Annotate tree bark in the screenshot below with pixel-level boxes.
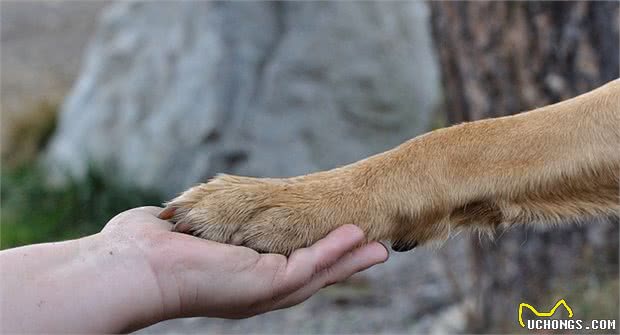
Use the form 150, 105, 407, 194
430, 2, 619, 332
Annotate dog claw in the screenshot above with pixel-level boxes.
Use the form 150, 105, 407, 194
391, 240, 418, 252
173, 222, 192, 233
158, 207, 176, 220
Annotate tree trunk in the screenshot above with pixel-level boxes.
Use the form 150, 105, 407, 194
429, 2, 619, 332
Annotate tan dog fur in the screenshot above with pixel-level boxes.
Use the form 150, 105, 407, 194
162, 79, 620, 255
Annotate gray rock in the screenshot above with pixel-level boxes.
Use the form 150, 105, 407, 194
44, 1, 439, 196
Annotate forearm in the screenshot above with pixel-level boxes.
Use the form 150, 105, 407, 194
0, 234, 164, 333
355, 80, 619, 241
429, 80, 619, 204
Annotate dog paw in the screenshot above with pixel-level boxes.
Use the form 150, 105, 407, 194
162, 173, 390, 255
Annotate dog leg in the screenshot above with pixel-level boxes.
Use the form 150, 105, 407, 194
163, 80, 620, 254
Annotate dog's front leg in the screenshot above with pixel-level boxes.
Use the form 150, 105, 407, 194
369, 79, 620, 239
163, 80, 619, 255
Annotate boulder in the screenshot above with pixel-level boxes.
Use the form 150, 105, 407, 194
44, 1, 439, 196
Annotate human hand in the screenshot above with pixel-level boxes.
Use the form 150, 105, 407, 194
100, 207, 389, 327
0, 206, 387, 334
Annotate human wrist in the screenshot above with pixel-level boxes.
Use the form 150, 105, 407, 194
72, 233, 168, 332
2, 235, 164, 333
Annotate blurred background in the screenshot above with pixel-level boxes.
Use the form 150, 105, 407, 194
1, 1, 618, 333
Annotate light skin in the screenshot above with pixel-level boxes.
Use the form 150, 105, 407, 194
0, 206, 388, 333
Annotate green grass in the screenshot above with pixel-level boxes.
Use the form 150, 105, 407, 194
1, 163, 164, 249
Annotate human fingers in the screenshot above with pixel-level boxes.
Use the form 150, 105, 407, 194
273, 241, 388, 310
271, 224, 366, 297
